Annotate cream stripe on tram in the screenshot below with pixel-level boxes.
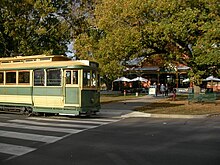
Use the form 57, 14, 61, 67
0, 130, 62, 143
0, 143, 36, 156
0, 122, 82, 134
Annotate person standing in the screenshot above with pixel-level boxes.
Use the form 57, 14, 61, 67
165, 83, 169, 96
160, 84, 165, 96
172, 88, 177, 101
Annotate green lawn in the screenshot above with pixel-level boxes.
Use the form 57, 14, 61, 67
101, 94, 220, 115
100, 94, 144, 103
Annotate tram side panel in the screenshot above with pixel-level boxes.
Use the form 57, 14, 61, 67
0, 86, 32, 108
32, 86, 63, 106
81, 89, 100, 114
32, 87, 81, 115
64, 87, 80, 105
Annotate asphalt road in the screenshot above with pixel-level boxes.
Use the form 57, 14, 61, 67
1, 112, 220, 165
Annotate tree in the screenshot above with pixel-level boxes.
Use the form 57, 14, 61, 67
0, 0, 73, 56
74, 0, 220, 86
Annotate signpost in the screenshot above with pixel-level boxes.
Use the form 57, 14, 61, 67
149, 85, 157, 95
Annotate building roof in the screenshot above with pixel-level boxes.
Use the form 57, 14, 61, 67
125, 57, 145, 66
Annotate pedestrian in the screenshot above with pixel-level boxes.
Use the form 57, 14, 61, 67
172, 88, 176, 101
165, 84, 169, 96
160, 84, 165, 96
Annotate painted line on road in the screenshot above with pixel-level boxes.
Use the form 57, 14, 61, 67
0, 116, 10, 119
27, 117, 111, 125
9, 119, 97, 129
80, 118, 119, 122
0, 142, 35, 156
0, 122, 82, 134
0, 130, 62, 143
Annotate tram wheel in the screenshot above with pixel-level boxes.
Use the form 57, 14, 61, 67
21, 107, 33, 116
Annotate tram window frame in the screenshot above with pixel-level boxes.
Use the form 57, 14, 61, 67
0, 72, 4, 84
18, 71, 30, 84
46, 69, 61, 86
91, 71, 97, 87
6, 71, 16, 84
97, 73, 100, 87
66, 71, 71, 84
65, 70, 78, 85
83, 70, 91, 87
34, 69, 45, 86
72, 70, 78, 84
83, 70, 98, 88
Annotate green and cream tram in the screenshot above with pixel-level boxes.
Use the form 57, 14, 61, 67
0, 55, 100, 116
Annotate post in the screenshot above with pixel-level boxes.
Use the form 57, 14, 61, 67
172, 88, 176, 101
124, 90, 126, 96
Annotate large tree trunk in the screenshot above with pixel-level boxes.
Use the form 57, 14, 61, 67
102, 76, 113, 90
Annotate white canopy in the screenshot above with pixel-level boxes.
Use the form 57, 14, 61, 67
204, 76, 220, 82
114, 77, 131, 82
131, 77, 148, 82
182, 78, 190, 83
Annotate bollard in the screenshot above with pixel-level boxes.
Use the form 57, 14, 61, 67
124, 90, 126, 96
172, 92, 176, 101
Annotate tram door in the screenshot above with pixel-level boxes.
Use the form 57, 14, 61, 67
64, 70, 80, 107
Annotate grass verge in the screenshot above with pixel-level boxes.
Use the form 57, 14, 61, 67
101, 94, 220, 115
100, 94, 145, 104
135, 96, 220, 115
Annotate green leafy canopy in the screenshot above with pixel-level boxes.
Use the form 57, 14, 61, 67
74, 0, 220, 85
0, 0, 73, 56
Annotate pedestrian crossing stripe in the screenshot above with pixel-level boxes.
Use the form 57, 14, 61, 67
27, 117, 118, 125
0, 117, 119, 160
0, 143, 36, 156
9, 119, 97, 129
0, 130, 62, 143
0, 122, 82, 134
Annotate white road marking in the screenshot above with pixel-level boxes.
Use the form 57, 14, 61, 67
9, 119, 96, 129
27, 117, 112, 125
0, 116, 118, 160
0, 130, 62, 143
0, 122, 82, 134
81, 118, 119, 122
0, 143, 35, 156
0, 116, 10, 119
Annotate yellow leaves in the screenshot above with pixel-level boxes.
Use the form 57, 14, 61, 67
96, 0, 146, 31
74, 33, 95, 60
75, 0, 220, 81
35, 27, 47, 35
34, 0, 55, 18
24, 0, 35, 5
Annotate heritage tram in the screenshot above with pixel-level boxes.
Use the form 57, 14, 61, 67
0, 55, 100, 116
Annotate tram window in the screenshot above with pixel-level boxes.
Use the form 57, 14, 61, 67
18, 71, 30, 84
83, 71, 90, 87
34, 69, 45, 86
66, 70, 78, 85
72, 70, 78, 84
97, 73, 100, 87
66, 71, 71, 84
6, 72, 16, 84
0, 72, 4, 84
91, 71, 97, 87
47, 69, 61, 86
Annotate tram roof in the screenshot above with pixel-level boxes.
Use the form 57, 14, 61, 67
0, 54, 70, 62
0, 60, 97, 70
